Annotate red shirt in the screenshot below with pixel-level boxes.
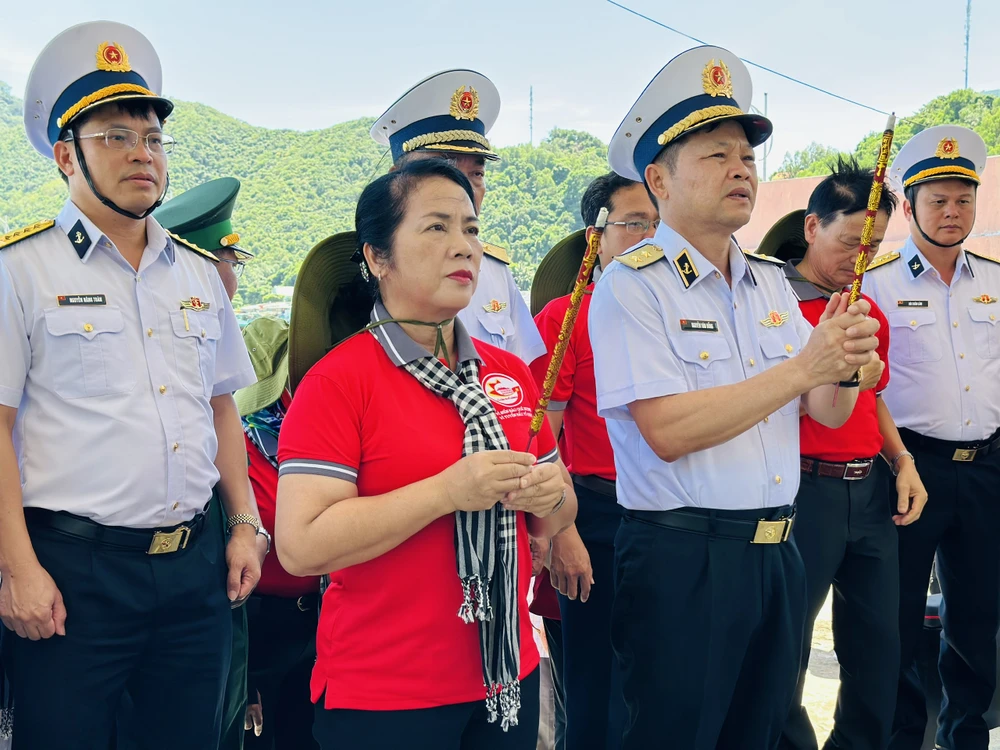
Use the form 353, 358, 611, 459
245, 401, 320, 598
529, 574, 561, 620
278, 326, 555, 711
795, 290, 891, 461
531, 286, 616, 480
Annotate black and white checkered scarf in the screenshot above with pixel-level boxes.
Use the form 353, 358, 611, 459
402, 354, 522, 730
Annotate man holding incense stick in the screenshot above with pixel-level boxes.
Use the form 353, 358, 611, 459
589, 45, 881, 749
760, 158, 927, 750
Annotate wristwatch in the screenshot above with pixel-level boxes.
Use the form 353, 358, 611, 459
256, 526, 272, 556
226, 512, 260, 534
837, 368, 862, 388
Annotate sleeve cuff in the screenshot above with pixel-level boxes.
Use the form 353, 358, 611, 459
537, 447, 560, 464
0, 384, 23, 409
278, 459, 358, 483
547, 400, 568, 412
213, 368, 258, 398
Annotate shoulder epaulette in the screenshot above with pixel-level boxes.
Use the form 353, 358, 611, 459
482, 242, 510, 265
864, 251, 900, 271
966, 249, 1000, 266
614, 242, 664, 270
744, 251, 785, 266
0, 220, 56, 250
166, 230, 220, 263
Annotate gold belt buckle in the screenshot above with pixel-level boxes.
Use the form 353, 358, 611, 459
751, 518, 793, 544
148, 525, 191, 555
953, 448, 977, 462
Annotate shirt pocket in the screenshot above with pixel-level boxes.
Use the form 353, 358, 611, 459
967, 305, 1000, 359
887, 310, 942, 364
42, 306, 135, 399
760, 331, 802, 415
169, 310, 222, 397
475, 309, 514, 347
674, 333, 732, 390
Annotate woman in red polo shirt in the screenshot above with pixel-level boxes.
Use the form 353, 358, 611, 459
275, 158, 577, 750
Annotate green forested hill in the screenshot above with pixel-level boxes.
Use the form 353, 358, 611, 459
0, 82, 608, 305
776, 89, 1000, 179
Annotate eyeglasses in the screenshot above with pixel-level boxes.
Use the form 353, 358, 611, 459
605, 219, 660, 235
217, 258, 246, 278
64, 128, 176, 155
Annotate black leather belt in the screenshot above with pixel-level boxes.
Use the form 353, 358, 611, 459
24, 507, 208, 555
625, 506, 795, 544
800, 456, 875, 480
572, 474, 617, 499
899, 427, 1000, 463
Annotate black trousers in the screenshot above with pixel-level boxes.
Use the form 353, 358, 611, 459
557, 480, 625, 750
612, 506, 807, 750
243, 592, 319, 750
780, 462, 900, 750
5, 506, 232, 750
542, 617, 566, 750
890, 434, 1000, 750
312, 668, 540, 750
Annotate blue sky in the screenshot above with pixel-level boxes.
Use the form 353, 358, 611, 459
3, 0, 998, 176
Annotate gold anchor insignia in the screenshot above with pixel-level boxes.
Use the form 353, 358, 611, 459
73, 231, 85, 244
912, 261, 921, 270
673, 249, 699, 288
680, 262, 693, 274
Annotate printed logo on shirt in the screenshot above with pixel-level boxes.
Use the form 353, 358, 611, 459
482, 373, 523, 407
897, 300, 929, 308
57, 294, 107, 306
679, 318, 719, 332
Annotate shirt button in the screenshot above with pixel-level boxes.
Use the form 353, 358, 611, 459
965, 385, 971, 392
960, 353, 966, 359
785, 343, 793, 353
911, 320, 917, 326
734, 302, 738, 309
991, 315, 997, 322
967, 419, 972, 426
500, 327, 506, 335
172, 502, 179, 511
172, 442, 180, 451
774, 475, 782, 484
953, 321, 959, 328
700, 351, 710, 360
83, 323, 94, 333
159, 385, 167, 394
147, 328, 153, 337
763, 416, 769, 424
748, 358, 755, 367
714, 271, 721, 279
200, 329, 207, 338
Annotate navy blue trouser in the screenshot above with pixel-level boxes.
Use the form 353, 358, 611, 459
557, 480, 626, 750
5, 504, 231, 750
890, 432, 1000, 750
612, 506, 807, 750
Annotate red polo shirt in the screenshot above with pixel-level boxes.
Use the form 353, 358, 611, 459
245, 393, 320, 598
789, 274, 891, 461
278, 320, 555, 711
531, 286, 616, 480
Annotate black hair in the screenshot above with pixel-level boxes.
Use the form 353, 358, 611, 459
355, 157, 476, 301
56, 99, 163, 184
395, 150, 486, 170
580, 172, 641, 226
807, 155, 898, 225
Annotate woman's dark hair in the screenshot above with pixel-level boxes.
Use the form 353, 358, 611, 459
806, 155, 898, 226
355, 158, 476, 300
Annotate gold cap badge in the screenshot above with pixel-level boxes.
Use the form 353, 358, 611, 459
450, 86, 479, 121
935, 138, 960, 160
96, 42, 131, 73
702, 59, 734, 98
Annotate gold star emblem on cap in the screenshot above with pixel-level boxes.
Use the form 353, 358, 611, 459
935, 138, 960, 160
702, 59, 734, 98
450, 86, 480, 121
96, 42, 131, 73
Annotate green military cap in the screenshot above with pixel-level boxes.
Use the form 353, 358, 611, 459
757, 210, 807, 263
234, 317, 289, 417
154, 177, 253, 259
530, 229, 588, 317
